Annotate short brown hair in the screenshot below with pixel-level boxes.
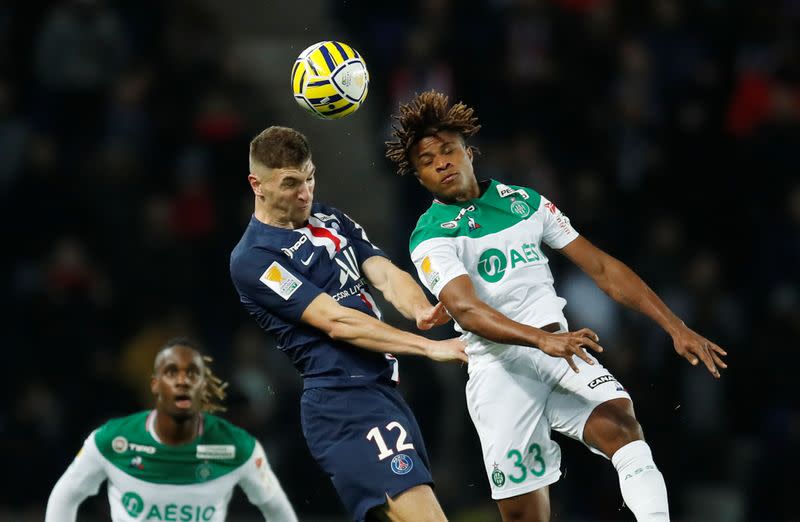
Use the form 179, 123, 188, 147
249, 126, 311, 169
385, 90, 481, 176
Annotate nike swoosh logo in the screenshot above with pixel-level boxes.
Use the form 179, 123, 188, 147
300, 253, 315, 265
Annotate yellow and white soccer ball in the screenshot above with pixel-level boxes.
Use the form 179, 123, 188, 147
291, 41, 369, 119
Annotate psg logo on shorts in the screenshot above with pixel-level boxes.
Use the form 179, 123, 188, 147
390, 454, 413, 475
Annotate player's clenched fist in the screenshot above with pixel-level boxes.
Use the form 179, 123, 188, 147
537, 328, 604, 373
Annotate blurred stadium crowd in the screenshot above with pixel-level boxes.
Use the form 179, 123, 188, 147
1, 0, 798, 520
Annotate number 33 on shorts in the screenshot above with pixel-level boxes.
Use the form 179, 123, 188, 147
506, 443, 547, 484
366, 421, 415, 461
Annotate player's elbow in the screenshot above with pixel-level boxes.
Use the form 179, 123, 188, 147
322, 313, 359, 342
447, 301, 483, 332
326, 321, 349, 341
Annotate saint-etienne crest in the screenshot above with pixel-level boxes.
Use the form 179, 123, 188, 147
491, 462, 505, 487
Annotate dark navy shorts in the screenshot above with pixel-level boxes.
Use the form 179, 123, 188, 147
300, 383, 434, 521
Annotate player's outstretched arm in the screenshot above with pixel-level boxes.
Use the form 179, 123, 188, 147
239, 442, 298, 522
559, 235, 728, 378
439, 274, 603, 372
301, 292, 467, 363
46, 435, 107, 522
362, 255, 451, 330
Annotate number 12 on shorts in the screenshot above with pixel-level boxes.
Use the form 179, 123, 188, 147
366, 421, 415, 461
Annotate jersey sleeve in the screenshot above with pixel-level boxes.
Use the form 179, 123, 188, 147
338, 210, 389, 265
45, 431, 107, 522
539, 195, 580, 249
237, 441, 298, 522
231, 249, 325, 323
410, 237, 469, 299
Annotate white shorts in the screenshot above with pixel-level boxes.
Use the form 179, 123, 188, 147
466, 344, 630, 500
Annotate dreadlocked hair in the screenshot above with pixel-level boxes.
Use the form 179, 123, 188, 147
385, 90, 481, 176
159, 337, 228, 414
200, 355, 228, 414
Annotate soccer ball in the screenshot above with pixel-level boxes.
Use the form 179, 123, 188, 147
291, 41, 369, 119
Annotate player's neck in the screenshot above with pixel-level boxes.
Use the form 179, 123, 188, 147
152, 410, 203, 445
436, 177, 483, 204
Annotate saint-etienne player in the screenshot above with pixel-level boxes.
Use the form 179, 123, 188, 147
229, 126, 467, 521
386, 91, 728, 522
46, 338, 297, 522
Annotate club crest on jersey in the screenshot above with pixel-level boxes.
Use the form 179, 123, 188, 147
112, 436, 128, 453
260, 261, 302, 300
390, 454, 414, 475
195, 462, 213, 481
491, 462, 506, 487
510, 199, 531, 218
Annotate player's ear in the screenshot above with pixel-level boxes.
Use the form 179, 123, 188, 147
466, 145, 473, 162
150, 376, 159, 397
248, 173, 262, 197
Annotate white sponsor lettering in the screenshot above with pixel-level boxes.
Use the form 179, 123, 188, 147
281, 234, 308, 259
196, 444, 236, 459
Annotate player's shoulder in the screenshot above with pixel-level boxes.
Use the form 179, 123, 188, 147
93, 410, 150, 455
200, 414, 257, 464
409, 200, 469, 252
230, 219, 284, 273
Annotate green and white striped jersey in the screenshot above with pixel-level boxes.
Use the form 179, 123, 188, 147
410, 179, 579, 357
46, 410, 296, 522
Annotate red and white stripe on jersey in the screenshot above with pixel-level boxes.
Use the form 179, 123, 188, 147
298, 215, 349, 259
358, 288, 383, 320
384, 354, 399, 383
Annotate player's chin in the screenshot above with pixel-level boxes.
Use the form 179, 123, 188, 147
295, 205, 312, 221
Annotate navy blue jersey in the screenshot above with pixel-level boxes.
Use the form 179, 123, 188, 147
230, 204, 398, 389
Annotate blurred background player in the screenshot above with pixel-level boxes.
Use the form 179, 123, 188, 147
387, 91, 727, 522
229, 126, 467, 522
45, 338, 297, 522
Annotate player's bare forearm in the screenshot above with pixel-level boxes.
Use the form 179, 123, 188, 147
440, 275, 603, 372
362, 256, 431, 320
561, 237, 682, 334
596, 256, 684, 335
450, 299, 549, 347
379, 267, 432, 321
301, 293, 466, 362
561, 236, 727, 376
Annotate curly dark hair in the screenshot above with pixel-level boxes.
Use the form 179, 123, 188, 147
385, 90, 481, 176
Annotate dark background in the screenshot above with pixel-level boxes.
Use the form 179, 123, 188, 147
1, 1, 798, 521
